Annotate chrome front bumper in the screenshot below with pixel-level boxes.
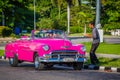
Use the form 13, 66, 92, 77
39, 54, 85, 63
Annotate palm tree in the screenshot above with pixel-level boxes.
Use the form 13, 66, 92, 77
51, 0, 63, 19
51, 0, 81, 33
66, 0, 81, 34
66, 0, 71, 34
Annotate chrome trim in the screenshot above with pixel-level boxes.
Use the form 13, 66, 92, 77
39, 58, 84, 62
39, 54, 85, 62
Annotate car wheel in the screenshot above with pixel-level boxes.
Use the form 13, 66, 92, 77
73, 62, 83, 70
34, 54, 44, 70
9, 54, 18, 67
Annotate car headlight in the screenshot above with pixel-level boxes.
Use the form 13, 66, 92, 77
81, 46, 86, 52
42, 45, 49, 51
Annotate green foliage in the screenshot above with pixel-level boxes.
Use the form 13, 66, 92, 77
70, 26, 83, 33
103, 22, 120, 30
0, 0, 120, 34
0, 0, 94, 33
53, 19, 67, 31
36, 18, 53, 29
0, 26, 4, 36
0, 26, 12, 37
101, 0, 120, 30
70, 25, 91, 33
86, 27, 92, 33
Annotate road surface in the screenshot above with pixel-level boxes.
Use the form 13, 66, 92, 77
0, 59, 120, 80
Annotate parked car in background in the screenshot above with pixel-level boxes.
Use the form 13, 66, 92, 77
5, 30, 86, 70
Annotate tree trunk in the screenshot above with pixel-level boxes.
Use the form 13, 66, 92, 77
2, 11, 5, 26
67, 0, 71, 34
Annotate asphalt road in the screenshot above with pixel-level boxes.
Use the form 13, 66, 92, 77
69, 37, 120, 44
0, 59, 120, 80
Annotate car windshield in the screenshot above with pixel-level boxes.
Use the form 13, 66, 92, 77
33, 30, 66, 39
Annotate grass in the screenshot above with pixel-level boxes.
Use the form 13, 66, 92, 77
85, 57, 120, 68
0, 50, 4, 56
68, 33, 84, 37
82, 42, 120, 55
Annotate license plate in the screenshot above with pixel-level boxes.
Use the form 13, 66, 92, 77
63, 58, 74, 62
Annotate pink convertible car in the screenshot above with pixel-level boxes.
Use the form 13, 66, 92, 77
5, 30, 86, 70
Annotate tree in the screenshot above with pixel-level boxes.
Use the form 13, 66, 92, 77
51, 0, 63, 19
101, 0, 120, 30
3, 0, 119, 35
0, 0, 12, 26
65, 0, 82, 33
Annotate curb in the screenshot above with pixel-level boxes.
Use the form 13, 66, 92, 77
0, 41, 13, 43
84, 64, 120, 73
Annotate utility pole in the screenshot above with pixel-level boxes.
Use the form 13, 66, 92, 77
95, 0, 100, 28
95, 0, 103, 42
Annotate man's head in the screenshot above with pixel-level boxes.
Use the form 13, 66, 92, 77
89, 21, 95, 29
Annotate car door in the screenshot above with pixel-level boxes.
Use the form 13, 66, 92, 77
18, 39, 33, 61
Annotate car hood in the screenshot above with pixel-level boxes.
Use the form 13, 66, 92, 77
34, 38, 72, 49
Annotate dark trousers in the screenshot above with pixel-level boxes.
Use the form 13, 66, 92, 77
90, 42, 99, 64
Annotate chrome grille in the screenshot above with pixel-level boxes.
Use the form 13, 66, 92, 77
51, 50, 78, 59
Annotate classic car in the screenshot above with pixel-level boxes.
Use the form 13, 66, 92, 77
5, 30, 86, 70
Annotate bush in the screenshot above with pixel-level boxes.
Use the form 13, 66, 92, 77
0, 26, 12, 37
53, 19, 67, 31
70, 26, 83, 33
86, 27, 92, 33
0, 26, 4, 36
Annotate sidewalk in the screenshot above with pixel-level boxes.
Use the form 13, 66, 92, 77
86, 53, 120, 59
0, 47, 4, 50
0, 37, 15, 43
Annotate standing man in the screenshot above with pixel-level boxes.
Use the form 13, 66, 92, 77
89, 21, 100, 65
